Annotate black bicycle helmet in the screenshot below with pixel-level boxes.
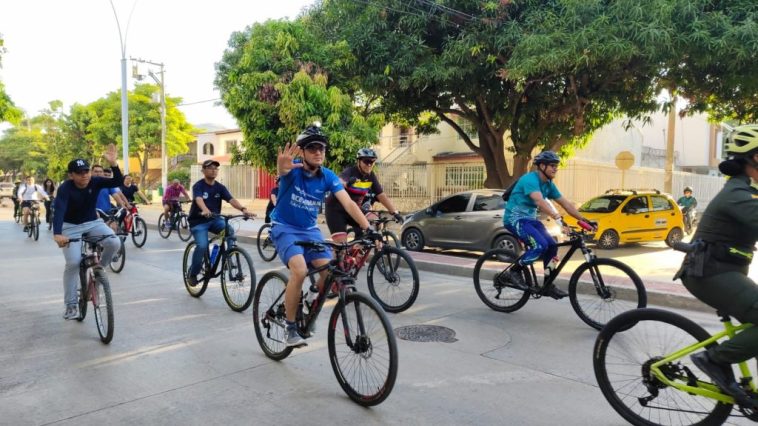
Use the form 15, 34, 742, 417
296, 125, 328, 148
534, 151, 560, 165
356, 148, 377, 160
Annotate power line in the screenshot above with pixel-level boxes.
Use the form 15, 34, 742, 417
177, 98, 220, 107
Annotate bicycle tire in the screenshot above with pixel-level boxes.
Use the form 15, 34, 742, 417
383, 230, 400, 249
77, 268, 88, 321
221, 247, 256, 312
367, 246, 419, 313
90, 267, 114, 343
131, 217, 148, 247
257, 223, 277, 262
473, 248, 531, 313
593, 308, 732, 426
109, 238, 126, 273
14, 207, 21, 223
328, 291, 398, 406
32, 214, 39, 241
568, 258, 647, 330
177, 214, 192, 242
182, 241, 210, 297
252, 271, 294, 361
158, 213, 171, 239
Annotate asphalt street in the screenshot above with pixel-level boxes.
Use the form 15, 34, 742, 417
0, 205, 754, 426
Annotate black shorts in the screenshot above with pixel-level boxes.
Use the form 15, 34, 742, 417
21, 200, 38, 208
325, 204, 359, 236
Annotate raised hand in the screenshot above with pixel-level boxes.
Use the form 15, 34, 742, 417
103, 143, 118, 166
277, 143, 303, 175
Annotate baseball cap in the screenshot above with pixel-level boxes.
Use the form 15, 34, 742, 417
202, 159, 220, 168
67, 158, 90, 173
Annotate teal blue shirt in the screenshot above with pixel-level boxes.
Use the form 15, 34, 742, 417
504, 171, 562, 226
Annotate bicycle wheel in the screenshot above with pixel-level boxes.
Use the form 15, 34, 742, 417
109, 238, 126, 273
182, 242, 210, 297
594, 308, 732, 426
14, 207, 21, 223
252, 271, 293, 361
256, 223, 277, 262
177, 214, 192, 242
158, 213, 171, 239
367, 246, 419, 313
131, 217, 148, 247
473, 249, 531, 313
221, 247, 256, 312
32, 214, 39, 241
383, 230, 400, 249
328, 291, 398, 406
568, 258, 647, 330
90, 267, 114, 344
77, 268, 88, 321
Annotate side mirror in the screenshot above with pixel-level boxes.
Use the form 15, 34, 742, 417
425, 208, 433, 215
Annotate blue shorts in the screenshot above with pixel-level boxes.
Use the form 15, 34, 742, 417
271, 223, 332, 266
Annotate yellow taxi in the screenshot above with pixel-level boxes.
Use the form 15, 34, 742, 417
565, 189, 685, 249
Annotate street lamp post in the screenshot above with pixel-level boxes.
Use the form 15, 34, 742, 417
109, 0, 137, 174
131, 57, 167, 193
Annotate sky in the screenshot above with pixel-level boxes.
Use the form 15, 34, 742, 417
0, 0, 315, 131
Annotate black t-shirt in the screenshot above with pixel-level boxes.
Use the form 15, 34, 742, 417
120, 184, 139, 202
188, 179, 233, 226
265, 186, 279, 215
52, 166, 123, 234
325, 166, 383, 211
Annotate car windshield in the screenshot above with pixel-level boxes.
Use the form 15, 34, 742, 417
579, 195, 627, 213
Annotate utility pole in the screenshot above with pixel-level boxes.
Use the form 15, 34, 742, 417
131, 57, 167, 192
664, 96, 676, 194
109, 0, 137, 174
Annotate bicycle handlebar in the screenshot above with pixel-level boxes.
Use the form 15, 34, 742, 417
66, 234, 119, 244
295, 232, 383, 252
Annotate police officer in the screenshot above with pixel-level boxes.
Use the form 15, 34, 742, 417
683, 124, 758, 407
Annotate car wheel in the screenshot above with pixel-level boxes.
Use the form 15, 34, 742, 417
597, 229, 620, 250
402, 228, 425, 251
492, 234, 521, 255
665, 227, 684, 247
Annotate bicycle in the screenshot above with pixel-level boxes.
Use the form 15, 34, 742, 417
252, 234, 398, 406
13, 200, 21, 223
25, 202, 42, 241
346, 210, 401, 249
115, 204, 148, 247
67, 234, 116, 344
158, 200, 192, 242
473, 220, 647, 330
181, 214, 256, 312
98, 208, 127, 274
256, 223, 277, 262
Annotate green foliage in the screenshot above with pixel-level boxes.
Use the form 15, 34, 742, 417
167, 169, 190, 187
0, 35, 22, 124
215, 19, 384, 172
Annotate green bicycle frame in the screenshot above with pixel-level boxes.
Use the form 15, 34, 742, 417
650, 320, 755, 404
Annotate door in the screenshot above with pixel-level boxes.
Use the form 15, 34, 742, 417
424, 193, 472, 246
462, 192, 506, 248
619, 196, 653, 242
649, 195, 677, 240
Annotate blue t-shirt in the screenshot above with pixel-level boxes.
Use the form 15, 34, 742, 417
188, 179, 233, 226
271, 167, 344, 229
504, 171, 562, 226
96, 187, 121, 212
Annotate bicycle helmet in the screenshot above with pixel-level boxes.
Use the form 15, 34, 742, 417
356, 148, 377, 160
296, 125, 328, 149
683, 186, 693, 193
725, 124, 758, 156
534, 151, 560, 165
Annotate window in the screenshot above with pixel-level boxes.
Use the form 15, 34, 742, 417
580, 195, 626, 213
435, 194, 471, 214
444, 165, 484, 187
391, 127, 411, 149
202, 143, 214, 155
651, 196, 674, 212
473, 194, 504, 212
225, 139, 237, 154
622, 196, 650, 214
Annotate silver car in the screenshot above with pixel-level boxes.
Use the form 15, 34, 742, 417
400, 189, 561, 255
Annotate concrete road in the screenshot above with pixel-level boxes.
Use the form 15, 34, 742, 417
0, 208, 752, 425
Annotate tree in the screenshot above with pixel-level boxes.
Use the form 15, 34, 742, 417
215, 19, 384, 172
0, 35, 22, 124
0, 119, 48, 178
312, 0, 758, 187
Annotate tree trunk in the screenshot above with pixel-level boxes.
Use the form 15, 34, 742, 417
512, 153, 531, 180
479, 130, 509, 189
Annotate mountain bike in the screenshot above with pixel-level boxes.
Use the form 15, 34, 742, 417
116, 204, 148, 247
25, 202, 41, 241
97, 208, 127, 274
68, 234, 116, 344
594, 308, 757, 425
252, 234, 398, 406
158, 200, 192, 241
346, 210, 400, 249
257, 223, 277, 262
182, 214, 256, 312
13, 200, 21, 223
473, 220, 646, 330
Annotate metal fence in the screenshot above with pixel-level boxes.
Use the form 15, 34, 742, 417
190, 165, 256, 199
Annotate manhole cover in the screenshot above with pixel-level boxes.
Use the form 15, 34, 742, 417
394, 325, 457, 343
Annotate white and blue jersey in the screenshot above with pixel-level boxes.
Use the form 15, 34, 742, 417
503, 171, 561, 227
271, 167, 343, 230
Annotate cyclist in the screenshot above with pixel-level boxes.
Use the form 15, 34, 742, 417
17, 176, 50, 232
682, 124, 758, 407
11, 179, 21, 220
42, 178, 56, 225
162, 179, 190, 228
120, 175, 150, 205
264, 177, 278, 224
186, 159, 252, 286
325, 147, 403, 243
92, 165, 129, 231
503, 150, 595, 299
271, 125, 370, 348
52, 145, 122, 320
677, 186, 698, 231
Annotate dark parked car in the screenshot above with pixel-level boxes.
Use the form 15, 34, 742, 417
400, 189, 561, 255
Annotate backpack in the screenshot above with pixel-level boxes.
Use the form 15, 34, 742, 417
501, 180, 517, 202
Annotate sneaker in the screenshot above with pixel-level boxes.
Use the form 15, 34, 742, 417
22, 225, 29, 232
545, 284, 568, 300
691, 352, 757, 407
63, 305, 78, 320
503, 269, 529, 291
285, 325, 308, 348
187, 274, 199, 287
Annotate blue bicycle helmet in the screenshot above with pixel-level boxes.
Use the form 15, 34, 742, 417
534, 151, 560, 165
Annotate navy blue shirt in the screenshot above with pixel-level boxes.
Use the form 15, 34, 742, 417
271, 167, 343, 229
188, 179, 233, 226
120, 184, 140, 202
53, 166, 123, 234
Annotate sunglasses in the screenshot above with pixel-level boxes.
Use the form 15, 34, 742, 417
545, 163, 559, 169
305, 144, 326, 153
361, 159, 376, 165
